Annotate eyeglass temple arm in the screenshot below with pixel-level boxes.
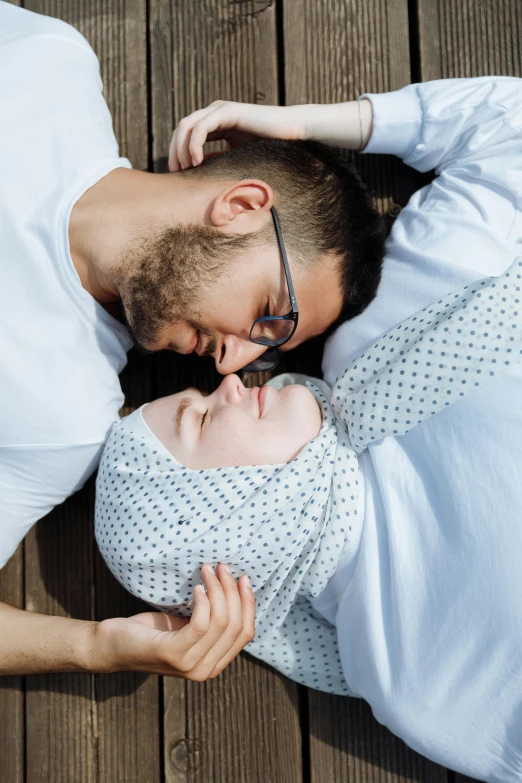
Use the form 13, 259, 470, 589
242, 175, 298, 315
270, 207, 298, 314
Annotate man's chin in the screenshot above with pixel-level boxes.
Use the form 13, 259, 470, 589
118, 304, 160, 354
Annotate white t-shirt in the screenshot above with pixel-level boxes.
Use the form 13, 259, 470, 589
321, 79, 522, 779
0, 3, 132, 568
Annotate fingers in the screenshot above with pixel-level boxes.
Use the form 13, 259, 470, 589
184, 565, 255, 681
160, 563, 255, 680
169, 101, 240, 172
183, 563, 238, 659
206, 574, 256, 678
171, 106, 214, 171
169, 101, 307, 172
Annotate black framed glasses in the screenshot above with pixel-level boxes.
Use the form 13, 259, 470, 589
242, 204, 299, 372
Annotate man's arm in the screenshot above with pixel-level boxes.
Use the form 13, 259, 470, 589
0, 564, 255, 680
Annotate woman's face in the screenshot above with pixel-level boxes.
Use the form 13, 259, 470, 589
142, 374, 322, 469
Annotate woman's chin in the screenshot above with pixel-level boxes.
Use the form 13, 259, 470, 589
279, 384, 323, 435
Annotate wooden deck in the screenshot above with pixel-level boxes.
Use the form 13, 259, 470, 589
1, 0, 521, 781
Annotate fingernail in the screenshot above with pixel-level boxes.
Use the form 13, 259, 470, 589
222, 563, 232, 574
243, 574, 251, 588
191, 157, 197, 167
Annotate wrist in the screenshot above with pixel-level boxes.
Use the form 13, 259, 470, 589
72, 619, 102, 672
301, 100, 373, 150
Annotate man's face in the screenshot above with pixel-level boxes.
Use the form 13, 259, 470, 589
117, 221, 343, 375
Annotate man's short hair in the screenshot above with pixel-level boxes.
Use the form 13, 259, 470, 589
186, 138, 387, 325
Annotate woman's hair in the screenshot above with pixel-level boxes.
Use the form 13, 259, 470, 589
183, 138, 387, 323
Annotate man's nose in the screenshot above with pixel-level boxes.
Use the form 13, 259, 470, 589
216, 336, 267, 375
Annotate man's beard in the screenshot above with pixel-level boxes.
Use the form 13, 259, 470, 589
113, 223, 253, 351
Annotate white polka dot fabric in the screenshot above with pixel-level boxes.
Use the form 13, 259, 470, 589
95, 255, 522, 696
334, 257, 522, 452
95, 382, 361, 695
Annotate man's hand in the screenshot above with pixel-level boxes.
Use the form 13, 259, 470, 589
168, 99, 373, 172
89, 563, 255, 680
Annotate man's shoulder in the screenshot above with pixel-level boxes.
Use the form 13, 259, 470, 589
0, 3, 94, 59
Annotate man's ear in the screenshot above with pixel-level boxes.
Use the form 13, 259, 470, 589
211, 179, 274, 229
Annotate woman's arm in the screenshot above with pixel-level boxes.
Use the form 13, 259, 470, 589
0, 563, 255, 680
168, 99, 374, 171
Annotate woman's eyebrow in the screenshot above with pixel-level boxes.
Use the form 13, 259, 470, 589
175, 397, 192, 438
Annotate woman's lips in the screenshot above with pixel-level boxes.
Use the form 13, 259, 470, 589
250, 386, 261, 416
258, 385, 270, 417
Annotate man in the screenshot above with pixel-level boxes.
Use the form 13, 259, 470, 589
0, 3, 383, 675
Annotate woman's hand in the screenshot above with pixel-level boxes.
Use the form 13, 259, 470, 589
90, 563, 255, 680
168, 99, 373, 172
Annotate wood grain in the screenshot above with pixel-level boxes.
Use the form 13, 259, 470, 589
24, 488, 97, 783
149, 0, 279, 171
0, 545, 25, 783
308, 692, 448, 782
184, 653, 302, 783
163, 678, 187, 783
283, 0, 416, 214
417, 0, 522, 81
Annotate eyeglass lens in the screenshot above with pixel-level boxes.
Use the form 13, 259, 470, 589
251, 317, 296, 347
241, 347, 280, 372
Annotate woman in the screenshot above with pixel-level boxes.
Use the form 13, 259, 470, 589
96, 259, 522, 781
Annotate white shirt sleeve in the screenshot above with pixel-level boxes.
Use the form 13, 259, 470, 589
0, 443, 103, 569
363, 77, 522, 232
365, 78, 521, 170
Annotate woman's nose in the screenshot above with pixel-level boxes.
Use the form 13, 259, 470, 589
217, 373, 245, 405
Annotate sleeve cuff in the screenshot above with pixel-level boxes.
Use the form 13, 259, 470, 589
360, 84, 423, 160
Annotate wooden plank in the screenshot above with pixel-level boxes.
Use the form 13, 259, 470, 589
184, 653, 302, 783
94, 350, 162, 783
308, 693, 447, 782
163, 678, 187, 783
24, 0, 149, 170
149, 3, 305, 779
283, 0, 416, 216
150, 0, 279, 171
24, 486, 97, 783
417, 0, 522, 81
0, 544, 25, 783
